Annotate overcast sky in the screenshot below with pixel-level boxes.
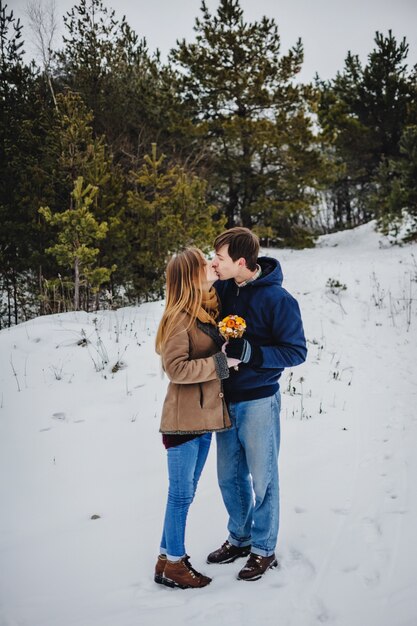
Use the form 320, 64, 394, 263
10, 0, 417, 81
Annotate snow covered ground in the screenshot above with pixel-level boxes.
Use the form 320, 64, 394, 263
1, 222, 416, 626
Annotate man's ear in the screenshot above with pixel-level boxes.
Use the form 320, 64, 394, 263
237, 257, 247, 268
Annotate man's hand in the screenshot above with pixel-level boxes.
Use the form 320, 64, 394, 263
224, 338, 263, 367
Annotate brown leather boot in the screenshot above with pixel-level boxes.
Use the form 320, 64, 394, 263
237, 553, 278, 581
207, 540, 251, 564
162, 555, 212, 589
154, 554, 167, 584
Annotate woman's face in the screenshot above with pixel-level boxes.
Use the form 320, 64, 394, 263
203, 259, 218, 286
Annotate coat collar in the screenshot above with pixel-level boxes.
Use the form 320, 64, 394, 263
196, 319, 224, 349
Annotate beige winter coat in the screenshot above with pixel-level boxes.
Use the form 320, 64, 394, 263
159, 313, 231, 434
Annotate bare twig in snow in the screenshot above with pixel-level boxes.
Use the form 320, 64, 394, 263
10, 355, 21, 392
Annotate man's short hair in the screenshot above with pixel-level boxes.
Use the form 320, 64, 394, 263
214, 227, 260, 271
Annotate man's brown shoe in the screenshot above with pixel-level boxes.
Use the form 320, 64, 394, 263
207, 540, 251, 564
154, 554, 167, 584
162, 556, 212, 589
237, 553, 278, 581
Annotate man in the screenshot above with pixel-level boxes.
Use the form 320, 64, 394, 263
208, 227, 307, 581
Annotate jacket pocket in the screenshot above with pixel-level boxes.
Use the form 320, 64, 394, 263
199, 379, 221, 411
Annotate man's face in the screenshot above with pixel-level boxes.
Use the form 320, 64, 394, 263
212, 245, 243, 280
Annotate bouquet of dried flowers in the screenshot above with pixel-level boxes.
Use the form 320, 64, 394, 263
218, 315, 247, 370
218, 315, 246, 340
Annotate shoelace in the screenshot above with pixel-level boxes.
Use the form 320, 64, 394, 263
220, 540, 232, 552
243, 554, 263, 571
183, 556, 200, 579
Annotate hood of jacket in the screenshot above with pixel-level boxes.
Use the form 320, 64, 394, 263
250, 256, 283, 288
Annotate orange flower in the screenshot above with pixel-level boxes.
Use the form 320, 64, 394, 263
218, 314, 247, 340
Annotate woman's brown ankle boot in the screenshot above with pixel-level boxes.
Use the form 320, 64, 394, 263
162, 555, 212, 589
154, 554, 167, 584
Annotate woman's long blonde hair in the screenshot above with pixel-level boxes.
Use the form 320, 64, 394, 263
155, 247, 218, 354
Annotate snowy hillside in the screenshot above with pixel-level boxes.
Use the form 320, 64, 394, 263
1, 222, 416, 626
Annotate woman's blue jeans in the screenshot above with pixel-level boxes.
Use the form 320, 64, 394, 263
216, 392, 281, 557
160, 433, 212, 560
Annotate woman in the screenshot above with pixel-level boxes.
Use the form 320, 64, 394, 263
154, 247, 240, 589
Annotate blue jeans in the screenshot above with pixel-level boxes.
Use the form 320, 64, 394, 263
216, 392, 281, 557
160, 433, 212, 560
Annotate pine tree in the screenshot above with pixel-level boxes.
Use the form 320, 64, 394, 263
39, 176, 114, 310
0, 1, 52, 326
54, 0, 192, 169
171, 0, 322, 245
372, 125, 417, 240
40, 90, 127, 304
36, 91, 126, 310
55, 0, 146, 133
316, 31, 416, 229
126, 145, 224, 299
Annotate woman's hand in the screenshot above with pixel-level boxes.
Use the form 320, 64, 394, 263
223, 341, 241, 368
227, 357, 242, 368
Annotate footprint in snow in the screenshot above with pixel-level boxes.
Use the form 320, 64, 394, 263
313, 597, 332, 623
294, 506, 307, 514
341, 563, 359, 574
288, 548, 316, 581
362, 569, 381, 588
52, 412, 66, 421
362, 516, 382, 541
332, 507, 350, 516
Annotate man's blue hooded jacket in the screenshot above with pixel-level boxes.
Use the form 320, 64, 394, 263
215, 256, 307, 402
